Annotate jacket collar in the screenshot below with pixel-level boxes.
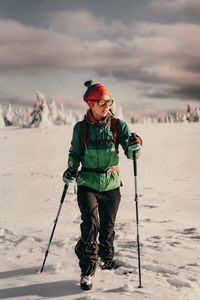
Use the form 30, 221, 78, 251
85, 109, 114, 127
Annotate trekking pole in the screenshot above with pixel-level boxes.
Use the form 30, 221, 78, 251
40, 184, 69, 273
133, 151, 142, 288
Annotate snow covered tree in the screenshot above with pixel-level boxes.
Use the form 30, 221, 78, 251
4, 104, 14, 126
0, 105, 5, 128
29, 91, 52, 128
48, 98, 58, 124
56, 103, 67, 125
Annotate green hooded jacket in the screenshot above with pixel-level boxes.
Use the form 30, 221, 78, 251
68, 110, 133, 191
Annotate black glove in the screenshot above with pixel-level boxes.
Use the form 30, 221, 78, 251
63, 167, 77, 184
128, 133, 142, 151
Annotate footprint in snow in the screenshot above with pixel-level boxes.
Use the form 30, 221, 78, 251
190, 235, 200, 240
144, 264, 178, 276
182, 228, 197, 235
181, 228, 200, 240
186, 263, 199, 267
168, 241, 181, 247
167, 278, 191, 288
143, 218, 152, 222
72, 215, 81, 225
32, 237, 43, 243
143, 205, 158, 209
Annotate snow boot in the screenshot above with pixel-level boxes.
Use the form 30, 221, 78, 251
80, 274, 94, 290
98, 244, 116, 269
99, 259, 119, 270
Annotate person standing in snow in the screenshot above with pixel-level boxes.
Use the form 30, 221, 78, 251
63, 80, 142, 290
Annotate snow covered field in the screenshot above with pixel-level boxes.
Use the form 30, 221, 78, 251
0, 123, 200, 300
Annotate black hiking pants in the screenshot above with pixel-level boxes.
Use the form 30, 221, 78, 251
75, 185, 121, 276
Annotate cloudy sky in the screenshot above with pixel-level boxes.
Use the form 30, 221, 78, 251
0, 0, 200, 114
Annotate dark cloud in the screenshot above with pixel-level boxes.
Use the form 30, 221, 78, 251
149, 0, 200, 24
141, 85, 200, 102
0, 2, 200, 106
173, 86, 200, 101
143, 89, 171, 99
0, 0, 154, 26
185, 62, 200, 74
97, 67, 162, 85
1, 0, 199, 28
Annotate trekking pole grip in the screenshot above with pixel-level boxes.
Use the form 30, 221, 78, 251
133, 151, 137, 176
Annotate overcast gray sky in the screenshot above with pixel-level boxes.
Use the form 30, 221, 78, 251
0, 0, 200, 114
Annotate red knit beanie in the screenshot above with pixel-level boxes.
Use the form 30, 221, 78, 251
83, 80, 110, 109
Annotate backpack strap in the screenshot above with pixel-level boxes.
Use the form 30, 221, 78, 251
110, 117, 119, 153
80, 119, 89, 155
81, 117, 119, 155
